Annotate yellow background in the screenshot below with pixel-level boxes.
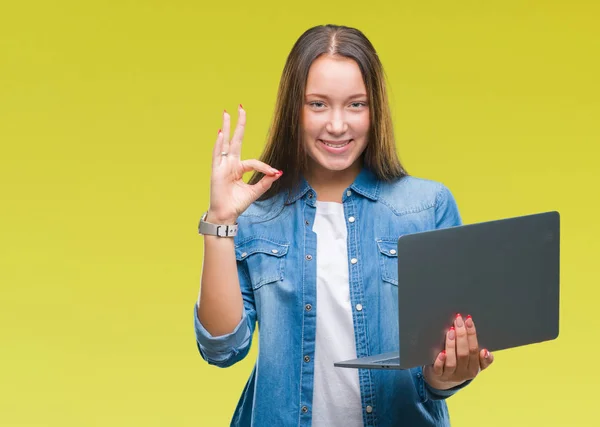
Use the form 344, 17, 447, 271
1, 0, 598, 425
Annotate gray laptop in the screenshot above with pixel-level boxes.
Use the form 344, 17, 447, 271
334, 211, 560, 370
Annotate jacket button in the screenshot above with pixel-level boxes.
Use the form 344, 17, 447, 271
347, 190, 352, 196
348, 216, 355, 223
390, 249, 397, 255
305, 304, 312, 311
304, 355, 310, 362
356, 304, 363, 311
301, 406, 308, 413
271, 249, 279, 254
306, 254, 313, 260
366, 406, 373, 414
350, 258, 358, 264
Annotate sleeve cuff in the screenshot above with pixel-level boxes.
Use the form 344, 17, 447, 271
424, 377, 473, 400
193, 302, 251, 363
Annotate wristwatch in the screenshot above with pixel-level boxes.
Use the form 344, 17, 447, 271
198, 211, 238, 237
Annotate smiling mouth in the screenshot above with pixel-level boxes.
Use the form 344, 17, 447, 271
320, 139, 352, 148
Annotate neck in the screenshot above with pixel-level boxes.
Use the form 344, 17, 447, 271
305, 160, 362, 203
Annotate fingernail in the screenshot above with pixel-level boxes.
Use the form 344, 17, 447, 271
239, 103, 243, 109
224, 109, 227, 114
465, 315, 474, 327
439, 351, 446, 360
448, 328, 455, 340
455, 314, 464, 327
218, 129, 221, 134
278, 170, 284, 175
484, 349, 490, 358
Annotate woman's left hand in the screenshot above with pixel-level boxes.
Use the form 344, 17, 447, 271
423, 314, 495, 390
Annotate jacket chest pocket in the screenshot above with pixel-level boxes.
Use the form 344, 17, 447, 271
235, 237, 289, 290
376, 238, 399, 286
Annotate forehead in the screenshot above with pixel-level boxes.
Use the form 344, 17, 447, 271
305, 55, 366, 96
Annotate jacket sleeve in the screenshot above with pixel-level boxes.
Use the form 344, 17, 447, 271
193, 255, 257, 368
425, 377, 473, 400
434, 185, 463, 229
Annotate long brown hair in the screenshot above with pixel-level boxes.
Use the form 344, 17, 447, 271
249, 24, 408, 202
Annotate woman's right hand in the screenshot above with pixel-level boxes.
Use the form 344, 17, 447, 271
206, 105, 282, 224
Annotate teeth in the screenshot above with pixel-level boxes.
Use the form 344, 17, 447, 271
322, 140, 350, 148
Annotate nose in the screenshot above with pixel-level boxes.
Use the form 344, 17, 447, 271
325, 108, 348, 135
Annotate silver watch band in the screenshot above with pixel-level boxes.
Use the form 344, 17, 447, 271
198, 212, 238, 237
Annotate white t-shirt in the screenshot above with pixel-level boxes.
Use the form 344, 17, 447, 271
311, 201, 364, 427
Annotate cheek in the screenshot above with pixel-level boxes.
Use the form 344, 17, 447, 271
302, 113, 325, 136
351, 114, 370, 137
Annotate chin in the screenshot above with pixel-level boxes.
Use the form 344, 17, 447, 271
315, 156, 359, 172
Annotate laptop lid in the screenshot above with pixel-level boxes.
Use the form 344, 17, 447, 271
395, 211, 560, 369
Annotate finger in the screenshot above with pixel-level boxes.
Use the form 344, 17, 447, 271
432, 351, 446, 377
240, 159, 280, 176
479, 348, 494, 371
229, 104, 246, 158
465, 314, 480, 376
454, 314, 469, 376
222, 109, 231, 155
443, 326, 457, 376
212, 129, 224, 168
248, 171, 282, 199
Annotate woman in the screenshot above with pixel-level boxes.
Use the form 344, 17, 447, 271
194, 24, 494, 427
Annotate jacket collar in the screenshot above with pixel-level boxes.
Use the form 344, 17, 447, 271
287, 166, 381, 204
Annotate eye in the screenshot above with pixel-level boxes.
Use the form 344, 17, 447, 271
350, 102, 368, 108
308, 101, 326, 109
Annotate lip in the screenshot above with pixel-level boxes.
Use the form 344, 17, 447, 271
318, 139, 352, 154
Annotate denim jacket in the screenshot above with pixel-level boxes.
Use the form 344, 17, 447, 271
194, 167, 471, 427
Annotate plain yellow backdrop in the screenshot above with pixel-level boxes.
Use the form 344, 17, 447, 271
1, 0, 599, 426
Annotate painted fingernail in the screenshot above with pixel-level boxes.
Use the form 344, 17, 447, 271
455, 314, 464, 327
239, 103, 243, 109
224, 109, 227, 114
484, 349, 490, 358
218, 129, 222, 134
465, 315, 474, 327
448, 328, 455, 340
278, 170, 284, 175
439, 351, 446, 360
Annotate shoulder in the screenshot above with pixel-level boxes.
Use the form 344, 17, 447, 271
378, 175, 456, 216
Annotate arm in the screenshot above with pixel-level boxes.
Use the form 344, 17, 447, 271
422, 184, 468, 399
421, 185, 494, 399
193, 106, 280, 368
194, 221, 257, 368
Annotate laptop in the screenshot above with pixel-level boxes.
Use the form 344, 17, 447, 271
334, 211, 560, 370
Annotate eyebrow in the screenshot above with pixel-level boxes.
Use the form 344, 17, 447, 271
305, 93, 368, 99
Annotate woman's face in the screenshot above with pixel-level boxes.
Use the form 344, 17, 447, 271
301, 55, 370, 176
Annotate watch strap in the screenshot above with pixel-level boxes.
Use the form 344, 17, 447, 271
198, 212, 238, 237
